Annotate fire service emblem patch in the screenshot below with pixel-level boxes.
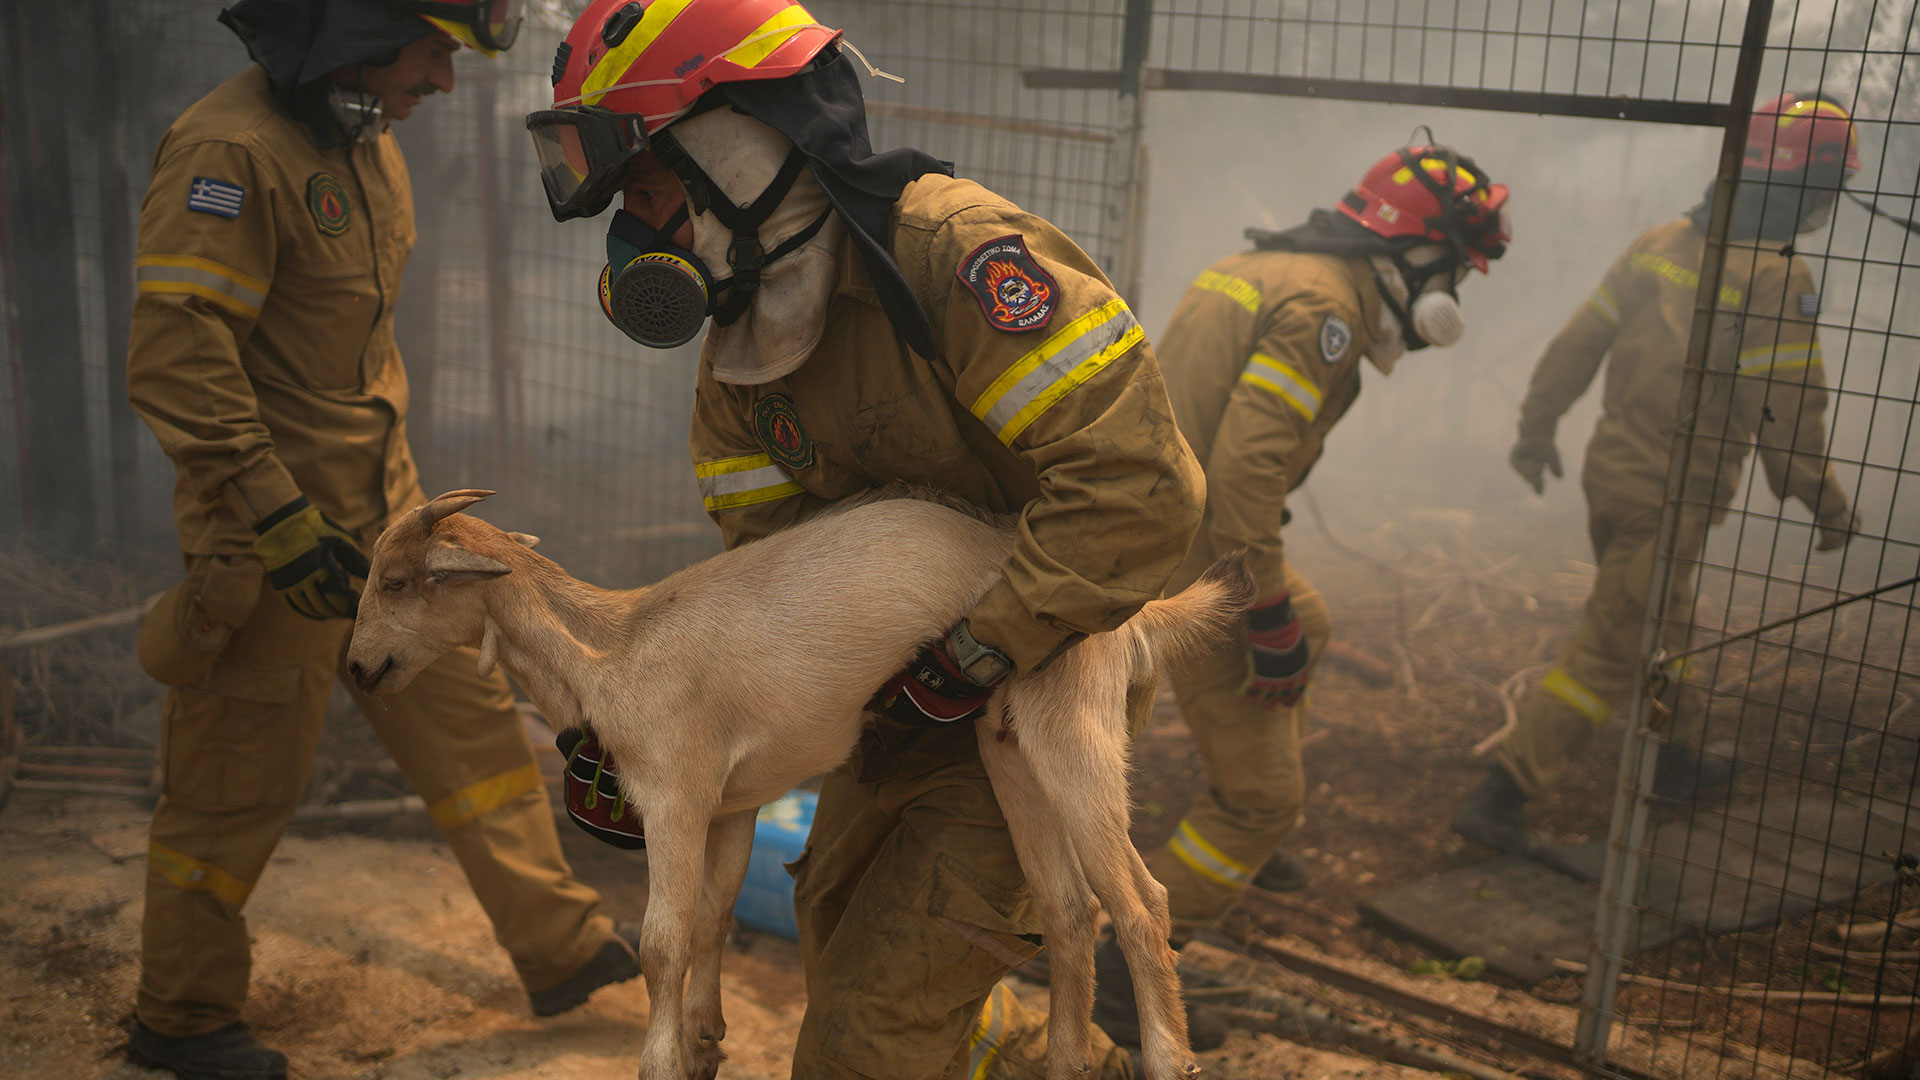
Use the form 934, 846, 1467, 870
754, 393, 814, 471
958, 234, 1057, 333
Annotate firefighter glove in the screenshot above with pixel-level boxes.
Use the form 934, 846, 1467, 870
557, 727, 646, 849
1509, 434, 1563, 495
1243, 592, 1311, 708
875, 626, 1009, 727
251, 496, 370, 620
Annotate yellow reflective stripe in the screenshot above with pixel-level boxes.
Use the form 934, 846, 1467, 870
1240, 352, 1322, 422
1542, 667, 1611, 725
967, 983, 1011, 1080
1588, 286, 1620, 323
725, 4, 817, 69
1166, 818, 1253, 888
1626, 252, 1743, 306
135, 255, 268, 317
1193, 270, 1261, 315
695, 453, 804, 511
969, 298, 1144, 444
148, 839, 253, 908
1737, 340, 1822, 376
429, 763, 543, 830
579, 0, 697, 105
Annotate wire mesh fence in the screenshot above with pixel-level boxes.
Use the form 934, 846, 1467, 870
2, 0, 1918, 1075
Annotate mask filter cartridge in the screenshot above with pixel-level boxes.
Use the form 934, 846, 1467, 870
601, 208, 716, 349
1410, 290, 1466, 349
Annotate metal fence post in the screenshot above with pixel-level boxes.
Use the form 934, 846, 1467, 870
1571, 0, 1776, 1069
1111, 0, 1152, 306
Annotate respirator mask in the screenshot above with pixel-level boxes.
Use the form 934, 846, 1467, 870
325, 86, 387, 145
597, 129, 831, 350
1372, 250, 1468, 351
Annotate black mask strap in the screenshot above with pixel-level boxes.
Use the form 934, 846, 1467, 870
653, 133, 814, 323
708, 206, 835, 327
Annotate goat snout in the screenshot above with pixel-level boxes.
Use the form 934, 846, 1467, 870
349, 655, 394, 693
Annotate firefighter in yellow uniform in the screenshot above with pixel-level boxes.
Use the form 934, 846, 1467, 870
531, 2, 1205, 1075
1453, 93, 1860, 853
124, 5, 641, 1078
1083, 142, 1511, 1039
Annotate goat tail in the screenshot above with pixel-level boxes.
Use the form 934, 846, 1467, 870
1121, 549, 1257, 679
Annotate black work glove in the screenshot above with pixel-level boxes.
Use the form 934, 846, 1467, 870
1242, 592, 1310, 708
251, 496, 370, 620
1509, 433, 1563, 495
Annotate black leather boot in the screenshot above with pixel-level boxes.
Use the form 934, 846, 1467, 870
529, 922, 643, 1017
1089, 934, 1229, 1052
1450, 764, 1540, 855
126, 1019, 286, 1080
1250, 850, 1311, 892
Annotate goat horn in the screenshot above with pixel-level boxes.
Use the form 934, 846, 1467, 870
418, 489, 497, 530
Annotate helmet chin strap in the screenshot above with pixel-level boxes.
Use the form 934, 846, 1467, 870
652, 132, 817, 327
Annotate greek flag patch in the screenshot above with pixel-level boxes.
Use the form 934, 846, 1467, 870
1798, 292, 1820, 317
187, 177, 244, 219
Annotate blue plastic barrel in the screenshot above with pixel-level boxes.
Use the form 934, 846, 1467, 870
731, 789, 817, 940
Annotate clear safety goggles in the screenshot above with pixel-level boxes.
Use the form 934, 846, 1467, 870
526, 107, 652, 221
408, 0, 522, 54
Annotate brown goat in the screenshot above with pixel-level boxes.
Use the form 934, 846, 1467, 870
346, 489, 1251, 1080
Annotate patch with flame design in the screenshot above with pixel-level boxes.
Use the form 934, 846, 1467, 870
753, 393, 814, 471
957, 234, 1057, 333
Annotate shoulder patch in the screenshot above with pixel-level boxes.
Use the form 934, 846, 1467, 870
1319, 315, 1352, 363
187, 177, 245, 219
957, 234, 1057, 333
305, 173, 352, 236
1798, 292, 1820, 317
754, 393, 814, 471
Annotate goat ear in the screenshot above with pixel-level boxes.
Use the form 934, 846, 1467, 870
477, 617, 500, 677
507, 531, 541, 550
424, 542, 512, 585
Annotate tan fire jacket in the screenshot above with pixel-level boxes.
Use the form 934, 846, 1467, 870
688, 175, 1205, 673
128, 65, 423, 555
1156, 250, 1384, 600
1519, 218, 1850, 526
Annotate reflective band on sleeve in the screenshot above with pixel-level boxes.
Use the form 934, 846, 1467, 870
695, 453, 804, 511
1240, 352, 1323, 422
969, 298, 1144, 444
428, 762, 543, 831
579, 0, 697, 104
1166, 818, 1253, 888
1193, 270, 1262, 315
726, 3, 817, 68
967, 982, 1012, 1080
1541, 667, 1611, 725
1737, 340, 1822, 376
1627, 252, 1743, 306
135, 255, 268, 318
1587, 286, 1620, 323
148, 839, 254, 909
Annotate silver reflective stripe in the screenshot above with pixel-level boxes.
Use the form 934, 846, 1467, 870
974, 300, 1142, 442
694, 454, 803, 511
1240, 353, 1322, 422
967, 983, 1010, 1080
135, 256, 269, 316
1167, 818, 1253, 887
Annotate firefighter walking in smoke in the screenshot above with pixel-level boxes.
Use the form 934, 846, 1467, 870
1090, 143, 1511, 1039
1452, 92, 1861, 854
529, 0, 1204, 1074
123, 3, 647, 1077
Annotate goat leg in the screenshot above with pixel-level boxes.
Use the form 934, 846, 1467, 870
978, 723, 1100, 1079
682, 809, 756, 1080
628, 798, 712, 1080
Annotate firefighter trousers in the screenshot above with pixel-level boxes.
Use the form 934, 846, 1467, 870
789, 718, 1132, 1080
1146, 561, 1332, 935
137, 554, 613, 1037
1495, 495, 1711, 799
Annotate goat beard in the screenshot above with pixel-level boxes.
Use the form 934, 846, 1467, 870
671, 107, 844, 386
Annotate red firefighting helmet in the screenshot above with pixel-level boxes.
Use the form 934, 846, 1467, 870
1745, 92, 1862, 186
1336, 145, 1511, 271
528, 0, 841, 220
404, 0, 522, 55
